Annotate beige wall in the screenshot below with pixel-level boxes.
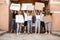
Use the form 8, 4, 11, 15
50, 0, 60, 32
0, 0, 9, 31
52, 14, 60, 32
0, 0, 60, 32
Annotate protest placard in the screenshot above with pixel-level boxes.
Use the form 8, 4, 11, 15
35, 2, 45, 10
21, 3, 32, 10
10, 3, 20, 11
16, 15, 24, 23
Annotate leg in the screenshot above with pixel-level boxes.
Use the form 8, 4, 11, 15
24, 26, 26, 33
48, 22, 51, 34
45, 23, 48, 34
27, 21, 30, 33
24, 21, 27, 33
11, 19, 14, 32
30, 21, 32, 33
38, 21, 41, 33
35, 20, 38, 33
15, 22, 17, 33
19, 23, 22, 33
17, 23, 19, 35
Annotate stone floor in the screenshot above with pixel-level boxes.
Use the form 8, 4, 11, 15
0, 33, 60, 40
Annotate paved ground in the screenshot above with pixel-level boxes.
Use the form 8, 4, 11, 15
0, 33, 60, 40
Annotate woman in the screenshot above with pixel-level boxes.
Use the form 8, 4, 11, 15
23, 10, 28, 33
35, 10, 41, 34
16, 11, 24, 35
27, 11, 32, 33
11, 11, 18, 33
40, 10, 45, 33
44, 9, 52, 34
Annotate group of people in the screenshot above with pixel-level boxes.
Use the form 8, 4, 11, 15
11, 8, 52, 34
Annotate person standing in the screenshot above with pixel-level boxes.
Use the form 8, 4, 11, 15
27, 11, 32, 33
44, 9, 52, 34
16, 11, 24, 35
40, 10, 45, 33
11, 11, 18, 33
35, 10, 41, 34
23, 10, 28, 33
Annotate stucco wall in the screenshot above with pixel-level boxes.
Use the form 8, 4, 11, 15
0, 0, 9, 31
50, 0, 60, 32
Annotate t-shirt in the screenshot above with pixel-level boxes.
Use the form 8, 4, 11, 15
36, 15, 40, 20
13, 13, 18, 19
40, 14, 44, 21
27, 16, 32, 20
24, 13, 28, 21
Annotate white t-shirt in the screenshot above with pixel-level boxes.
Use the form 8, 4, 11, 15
27, 16, 32, 20
36, 15, 40, 20
40, 14, 44, 21
24, 13, 28, 21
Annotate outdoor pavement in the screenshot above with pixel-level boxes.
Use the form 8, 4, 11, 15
0, 33, 60, 40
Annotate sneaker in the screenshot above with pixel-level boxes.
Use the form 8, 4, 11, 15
48, 32, 51, 35
45, 32, 47, 34
24, 31, 26, 33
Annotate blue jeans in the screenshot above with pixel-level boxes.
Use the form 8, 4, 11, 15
35, 19, 41, 33
45, 22, 51, 31
17, 23, 22, 33
27, 20, 32, 33
12, 19, 17, 31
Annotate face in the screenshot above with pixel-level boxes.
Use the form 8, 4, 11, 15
11, 11, 13, 13
36, 10, 40, 15
28, 11, 32, 15
18, 11, 21, 15
15, 11, 16, 13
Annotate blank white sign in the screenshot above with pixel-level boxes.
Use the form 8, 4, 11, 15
10, 3, 20, 11
27, 5, 34, 10
15, 15, 24, 23
21, 3, 32, 10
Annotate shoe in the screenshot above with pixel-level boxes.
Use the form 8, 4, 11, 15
24, 31, 26, 33
48, 32, 51, 35
45, 32, 47, 34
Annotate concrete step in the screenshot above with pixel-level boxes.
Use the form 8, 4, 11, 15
0, 30, 7, 35
52, 31, 60, 36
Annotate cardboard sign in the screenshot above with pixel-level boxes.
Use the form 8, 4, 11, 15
16, 15, 24, 23
27, 5, 34, 10
35, 2, 45, 10
10, 3, 20, 11
44, 15, 52, 23
21, 3, 32, 10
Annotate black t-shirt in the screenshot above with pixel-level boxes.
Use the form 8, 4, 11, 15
12, 13, 18, 19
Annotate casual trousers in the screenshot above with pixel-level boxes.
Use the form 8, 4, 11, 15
35, 19, 41, 33
27, 20, 32, 33
17, 23, 22, 33
45, 22, 51, 31
12, 19, 17, 30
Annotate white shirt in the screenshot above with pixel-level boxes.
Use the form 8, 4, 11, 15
24, 13, 28, 21
40, 14, 44, 21
27, 16, 32, 20
36, 15, 40, 20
